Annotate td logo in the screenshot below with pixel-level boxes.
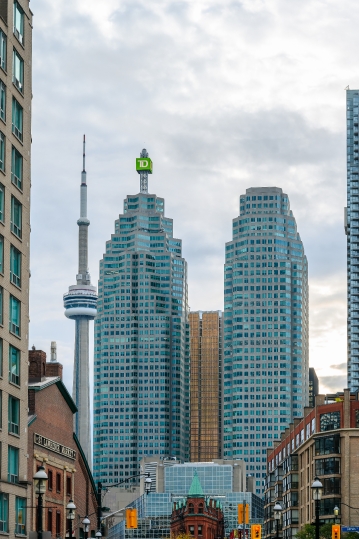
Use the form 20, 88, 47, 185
136, 157, 153, 173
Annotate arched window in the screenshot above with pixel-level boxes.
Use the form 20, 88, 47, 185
188, 503, 194, 514
198, 503, 204, 514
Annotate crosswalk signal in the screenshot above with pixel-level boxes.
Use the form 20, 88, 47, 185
251, 524, 261, 539
332, 525, 340, 539
126, 508, 138, 529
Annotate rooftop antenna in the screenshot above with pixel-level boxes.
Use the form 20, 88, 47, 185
137, 148, 152, 193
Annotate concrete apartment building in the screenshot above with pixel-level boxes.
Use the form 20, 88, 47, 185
264, 389, 359, 539
223, 187, 309, 496
0, 0, 32, 535
189, 311, 222, 462
345, 90, 359, 391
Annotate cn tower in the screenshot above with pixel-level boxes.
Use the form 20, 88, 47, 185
63, 136, 97, 465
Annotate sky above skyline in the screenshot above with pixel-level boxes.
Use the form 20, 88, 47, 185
30, 0, 355, 397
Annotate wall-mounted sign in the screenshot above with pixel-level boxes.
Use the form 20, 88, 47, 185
136, 158, 153, 173
34, 433, 76, 460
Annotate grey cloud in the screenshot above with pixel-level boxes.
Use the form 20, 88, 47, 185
330, 363, 347, 370
319, 375, 348, 394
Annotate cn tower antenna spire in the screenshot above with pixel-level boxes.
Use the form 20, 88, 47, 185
63, 136, 98, 466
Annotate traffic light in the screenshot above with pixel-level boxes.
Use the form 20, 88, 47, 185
332, 525, 340, 539
126, 509, 138, 529
251, 524, 261, 539
238, 504, 250, 524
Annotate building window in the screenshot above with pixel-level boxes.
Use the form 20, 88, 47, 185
9, 345, 20, 385
0, 131, 4, 172
0, 183, 3, 222
47, 509, 52, 533
0, 31, 6, 71
12, 98, 23, 141
198, 526, 203, 536
0, 390, 2, 428
48, 470, 53, 491
319, 497, 341, 516
66, 476, 71, 496
315, 435, 340, 456
13, 2, 24, 45
0, 286, 3, 326
323, 477, 341, 495
10, 195, 22, 237
198, 503, 203, 513
8, 395, 19, 434
0, 81, 5, 122
355, 409, 359, 428
10, 245, 21, 287
56, 473, 61, 493
9, 295, 20, 335
15, 497, 26, 535
188, 503, 194, 514
12, 49, 23, 92
8, 445, 19, 483
0, 338, 2, 377
11, 146, 22, 189
315, 457, 340, 476
189, 526, 195, 536
320, 412, 341, 432
0, 235, 3, 274
0, 493, 8, 532
56, 512, 61, 535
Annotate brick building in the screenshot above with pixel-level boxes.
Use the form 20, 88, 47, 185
171, 471, 224, 539
264, 389, 359, 539
28, 347, 98, 538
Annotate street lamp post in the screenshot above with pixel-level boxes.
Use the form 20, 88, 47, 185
82, 516, 90, 539
33, 466, 48, 539
311, 477, 323, 539
96, 472, 152, 532
273, 502, 282, 539
334, 506, 340, 524
66, 500, 76, 538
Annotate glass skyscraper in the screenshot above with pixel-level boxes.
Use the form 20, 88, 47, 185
345, 89, 359, 390
223, 187, 308, 496
93, 151, 190, 485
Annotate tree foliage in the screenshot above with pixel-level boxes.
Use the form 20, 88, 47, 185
296, 524, 334, 539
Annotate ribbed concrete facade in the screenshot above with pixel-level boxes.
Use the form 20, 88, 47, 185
0, 0, 32, 536
223, 187, 309, 497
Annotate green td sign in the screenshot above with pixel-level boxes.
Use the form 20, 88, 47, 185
136, 157, 153, 173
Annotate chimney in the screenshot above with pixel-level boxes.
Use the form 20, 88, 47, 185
28, 347, 47, 383
45, 341, 63, 379
50, 341, 57, 362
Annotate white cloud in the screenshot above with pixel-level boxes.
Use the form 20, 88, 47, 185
30, 0, 353, 397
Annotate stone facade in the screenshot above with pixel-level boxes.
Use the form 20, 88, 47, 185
28, 349, 98, 538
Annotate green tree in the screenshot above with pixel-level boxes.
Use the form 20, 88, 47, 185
296, 524, 334, 539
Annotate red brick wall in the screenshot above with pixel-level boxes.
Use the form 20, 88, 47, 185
28, 380, 97, 537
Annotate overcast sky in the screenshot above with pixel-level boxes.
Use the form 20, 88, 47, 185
29, 0, 355, 397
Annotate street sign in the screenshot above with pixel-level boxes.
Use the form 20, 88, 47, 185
342, 527, 359, 532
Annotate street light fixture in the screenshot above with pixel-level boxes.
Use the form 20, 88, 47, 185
145, 473, 152, 494
82, 516, 90, 539
66, 499, 76, 538
334, 506, 340, 524
33, 466, 48, 539
95, 531, 102, 538
311, 477, 323, 539
273, 502, 282, 539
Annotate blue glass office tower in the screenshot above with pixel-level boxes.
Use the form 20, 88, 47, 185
223, 187, 308, 496
345, 90, 359, 390
93, 150, 190, 485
